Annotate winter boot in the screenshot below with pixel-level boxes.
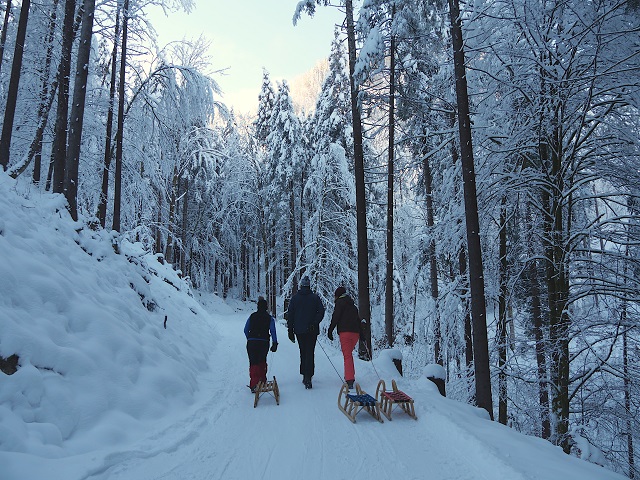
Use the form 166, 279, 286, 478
346, 380, 355, 390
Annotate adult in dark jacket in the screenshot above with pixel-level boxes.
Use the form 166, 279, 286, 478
327, 286, 361, 389
244, 296, 278, 392
287, 276, 325, 389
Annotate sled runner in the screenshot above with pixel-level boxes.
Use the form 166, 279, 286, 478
337, 382, 383, 423
375, 379, 417, 420
254, 376, 280, 408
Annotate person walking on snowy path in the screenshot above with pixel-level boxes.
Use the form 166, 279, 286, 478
327, 286, 361, 390
286, 276, 325, 389
244, 296, 278, 393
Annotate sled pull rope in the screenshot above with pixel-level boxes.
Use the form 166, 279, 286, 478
363, 340, 382, 381
318, 339, 344, 383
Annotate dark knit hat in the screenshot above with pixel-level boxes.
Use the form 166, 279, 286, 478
300, 276, 311, 288
334, 286, 346, 298
257, 296, 268, 311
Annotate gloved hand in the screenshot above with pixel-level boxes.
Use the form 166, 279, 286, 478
270, 342, 278, 352
327, 330, 334, 341
288, 328, 295, 343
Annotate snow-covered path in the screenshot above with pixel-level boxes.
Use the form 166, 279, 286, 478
77, 307, 622, 480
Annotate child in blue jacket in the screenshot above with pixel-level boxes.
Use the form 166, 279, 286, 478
244, 297, 278, 392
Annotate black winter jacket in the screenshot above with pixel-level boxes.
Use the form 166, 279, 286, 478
246, 311, 272, 341
328, 294, 361, 335
287, 286, 325, 334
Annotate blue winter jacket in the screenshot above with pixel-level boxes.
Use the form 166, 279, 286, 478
244, 313, 278, 344
286, 286, 325, 334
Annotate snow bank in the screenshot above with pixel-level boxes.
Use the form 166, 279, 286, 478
0, 173, 217, 457
423, 363, 446, 381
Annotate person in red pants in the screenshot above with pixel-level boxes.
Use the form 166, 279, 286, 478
327, 286, 361, 390
244, 297, 278, 392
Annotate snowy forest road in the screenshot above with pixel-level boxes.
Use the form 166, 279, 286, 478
79, 308, 501, 480
80, 307, 618, 480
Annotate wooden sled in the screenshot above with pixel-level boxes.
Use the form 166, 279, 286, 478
375, 379, 417, 420
338, 383, 383, 423
254, 376, 280, 408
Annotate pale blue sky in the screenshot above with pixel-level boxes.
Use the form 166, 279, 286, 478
149, 1, 345, 114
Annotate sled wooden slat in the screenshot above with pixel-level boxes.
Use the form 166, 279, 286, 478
375, 379, 417, 420
337, 383, 383, 423
254, 376, 280, 408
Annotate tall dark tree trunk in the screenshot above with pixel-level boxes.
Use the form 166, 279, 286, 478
0, 0, 30, 170
154, 185, 162, 253
6, 0, 59, 181
112, 0, 129, 232
269, 232, 277, 318
541, 129, 570, 452
165, 165, 178, 265
423, 135, 441, 364
531, 261, 551, 439
345, 0, 372, 360
623, 326, 634, 479
31, 0, 59, 183
64, 0, 95, 220
288, 183, 298, 293
449, 112, 469, 373
0, 0, 12, 77
497, 196, 508, 425
241, 238, 247, 301
459, 247, 473, 372
180, 176, 189, 275
97, 3, 120, 227
50, 0, 76, 193
384, 18, 396, 348
448, 0, 493, 419
623, 227, 635, 478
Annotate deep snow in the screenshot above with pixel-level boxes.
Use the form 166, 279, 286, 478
0, 172, 627, 479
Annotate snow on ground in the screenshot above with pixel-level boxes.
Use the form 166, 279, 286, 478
0, 172, 627, 479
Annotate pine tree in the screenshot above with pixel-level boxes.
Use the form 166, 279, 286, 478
266, 81, 303, 296
303, 29, 358, 301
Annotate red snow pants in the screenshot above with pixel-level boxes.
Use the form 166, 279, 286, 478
247, 340, 269, 388
339, 332, 360, 382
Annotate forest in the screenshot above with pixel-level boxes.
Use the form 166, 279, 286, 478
0, 0, 638, 477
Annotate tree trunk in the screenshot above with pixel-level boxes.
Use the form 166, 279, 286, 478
0, 0, 30, 170
0, 0, 12, 78
423, 137, 441, 364
241, 239, 247, 301
542, 129, 570, 452
154, 185, 162, 253
497, 196, 508, 425
384, 18, 396, 348
165, 165, 178, 265
64, 0, 95, 221
270, 231, 277, 318
29, 0, 59, 183
97, 3, 120, 227
50, 0, 76, 193
459, 247, 473, 371
623, 326, 634, 479
345, 0, 372, 360
449, 113, 470, 374
448, 0, 493, 420
180, 176, 189, 275
528, 255, 551, 439
286, 179, 296, 292
9, 0, 60, 181
112, 0, 129, 232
